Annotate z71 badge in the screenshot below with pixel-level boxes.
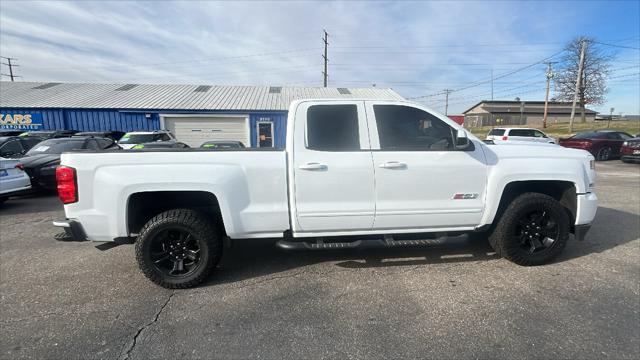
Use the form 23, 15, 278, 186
453, 193, 479, 200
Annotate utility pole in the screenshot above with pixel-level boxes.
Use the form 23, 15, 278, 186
443, 89, 453, 115
322, 30, 329, 87
607, 107, 614, 128
542, 61, 556, 129
569, 39, 587, 134
1, 56, 21, 82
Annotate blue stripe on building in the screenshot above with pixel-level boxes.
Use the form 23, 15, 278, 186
0, 108, 288, 148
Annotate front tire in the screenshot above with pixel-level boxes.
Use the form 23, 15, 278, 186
488, 193, 570, 266
135, 209, 222, 289
596, 146, 612, 161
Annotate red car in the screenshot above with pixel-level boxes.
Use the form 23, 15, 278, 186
558, 130, 634, 161
621, 136, 640, 163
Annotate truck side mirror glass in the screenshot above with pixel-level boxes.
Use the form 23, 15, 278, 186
455, 129, 471, 150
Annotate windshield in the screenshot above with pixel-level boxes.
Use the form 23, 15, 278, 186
572, 132, 604, 139
488, 129, 505, 136
26, 140, 85, 155
119, 134, 155, 144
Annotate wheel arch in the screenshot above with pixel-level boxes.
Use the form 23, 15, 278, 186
487, 180, 577, 231
126, 191, 226, 236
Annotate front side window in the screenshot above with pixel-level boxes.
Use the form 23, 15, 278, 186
533, 130, 546, 138
374, 105, 454, 151
306, 104, 360, 151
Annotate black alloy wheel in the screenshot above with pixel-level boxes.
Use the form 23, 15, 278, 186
514, 210, 560, 254
150, 227, 202, 277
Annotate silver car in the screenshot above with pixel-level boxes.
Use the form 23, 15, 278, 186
0, 158, 31, 203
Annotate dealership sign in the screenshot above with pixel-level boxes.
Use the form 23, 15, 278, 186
0, 113, 44, 130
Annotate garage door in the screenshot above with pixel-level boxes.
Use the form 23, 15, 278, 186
163, 116, 250, 148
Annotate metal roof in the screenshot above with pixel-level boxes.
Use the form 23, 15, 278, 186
463, 100, 596, 115
0, 82, 404, 111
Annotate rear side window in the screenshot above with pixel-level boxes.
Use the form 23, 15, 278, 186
306, 105, 360, 151
374, 105, 454, 151
509, 129, 534, 137
488, 129, 505, 136
96, 138, 115, 149
23, 137, 43, 149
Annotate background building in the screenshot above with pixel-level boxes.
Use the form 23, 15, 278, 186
463, 100, 597, 127
0, 82, 403, 148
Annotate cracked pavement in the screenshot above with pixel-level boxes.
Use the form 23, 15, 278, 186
1, 161, 639, 359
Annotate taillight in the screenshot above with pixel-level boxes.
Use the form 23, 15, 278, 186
502, 136, 508, 141
14, 163, 24, 171
56, 166, 77, 204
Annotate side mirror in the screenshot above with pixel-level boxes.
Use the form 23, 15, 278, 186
455, 129, 471, 150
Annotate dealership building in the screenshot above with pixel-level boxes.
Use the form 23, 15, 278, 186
0, 81, 403, 148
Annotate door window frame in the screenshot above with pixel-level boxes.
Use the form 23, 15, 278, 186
364, 101, 460, 151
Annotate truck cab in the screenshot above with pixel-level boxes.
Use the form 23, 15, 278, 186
54, 99, 598, 289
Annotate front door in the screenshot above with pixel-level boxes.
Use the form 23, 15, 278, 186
291, 101, 375, 233
365, 102, 488, 231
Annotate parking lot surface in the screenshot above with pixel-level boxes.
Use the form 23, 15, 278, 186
1, 161, 639, 359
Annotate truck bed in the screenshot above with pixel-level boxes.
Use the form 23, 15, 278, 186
60, 149, 289, 241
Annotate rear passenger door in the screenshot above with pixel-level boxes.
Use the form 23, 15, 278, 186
365, 101, 488, 230
291, 101, 375, 233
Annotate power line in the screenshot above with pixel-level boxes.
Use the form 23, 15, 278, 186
591, 40, 640, 50
1, 56, 21, 81
35, 48, 322, 71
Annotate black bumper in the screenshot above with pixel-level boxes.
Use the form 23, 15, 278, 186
53, 220, 87, 242
574, 224, 591, 242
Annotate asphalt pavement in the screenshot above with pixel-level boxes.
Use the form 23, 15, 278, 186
1, 161, 639, 359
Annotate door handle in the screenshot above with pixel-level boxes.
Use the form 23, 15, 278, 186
379, 161, 407, 169
299, 162, 327, 170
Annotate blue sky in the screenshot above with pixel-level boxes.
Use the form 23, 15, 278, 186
0, 0, 638, 115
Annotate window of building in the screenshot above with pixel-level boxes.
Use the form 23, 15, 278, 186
373, 105, 454, 151
306, 105, 360, 151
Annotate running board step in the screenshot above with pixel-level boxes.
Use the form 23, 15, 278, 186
276, 236, 447, 251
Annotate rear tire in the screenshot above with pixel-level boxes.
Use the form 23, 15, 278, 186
488, 193, 570, 266
135, 209, 222, 289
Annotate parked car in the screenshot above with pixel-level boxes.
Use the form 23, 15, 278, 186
0, 136, 45, 158
558, 131, 634, 161
54, 99, 597, 289
486, 128, 556, 144
200, 141, 246, 149
20, 130, 78, 138
117, 130, 175, 149
131, 141, 190, 149
21, 136, 118, 189
620, 136, 640, 163
0, 158, 31, 204
74, 131, 126, 141
0, 130, 25, 136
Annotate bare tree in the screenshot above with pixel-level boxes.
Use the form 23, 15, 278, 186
554, 36, 611, 122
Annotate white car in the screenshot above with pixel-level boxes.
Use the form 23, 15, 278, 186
486, 127, 556, 144
54, 99, 597, 289
117, 130, 175, 149
0, 157, 31, 203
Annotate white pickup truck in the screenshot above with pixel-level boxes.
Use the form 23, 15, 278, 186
53, 99, 598, 288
